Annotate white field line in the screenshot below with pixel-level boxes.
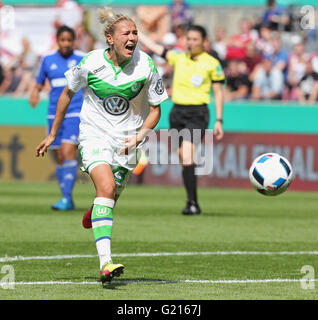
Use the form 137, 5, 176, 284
1, 251, 318, 263
3, 279, 318, 286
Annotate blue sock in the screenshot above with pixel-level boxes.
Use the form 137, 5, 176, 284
62, 160, 78, 201
56, 165, 64, 194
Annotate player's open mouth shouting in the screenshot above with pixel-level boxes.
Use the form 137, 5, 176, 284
125, 43, 136, 55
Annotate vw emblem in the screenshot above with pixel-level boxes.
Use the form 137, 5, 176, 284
103, 95, 129, 116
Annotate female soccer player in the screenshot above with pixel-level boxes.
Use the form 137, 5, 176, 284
35, 7, 168, 283
29, 26, 84, 211
139, 25, 225, 215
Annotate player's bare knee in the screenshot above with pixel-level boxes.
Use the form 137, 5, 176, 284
97, 180, 116, 199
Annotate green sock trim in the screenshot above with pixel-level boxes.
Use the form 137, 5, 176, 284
92, 204, 113, 241
93, 225, 112, 240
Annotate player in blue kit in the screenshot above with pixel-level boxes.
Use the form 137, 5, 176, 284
29, 25, 85, 210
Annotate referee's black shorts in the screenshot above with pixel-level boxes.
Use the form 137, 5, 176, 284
169, 104, 210, 147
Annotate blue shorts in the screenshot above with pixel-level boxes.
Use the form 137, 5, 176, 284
47, 116, 80, 149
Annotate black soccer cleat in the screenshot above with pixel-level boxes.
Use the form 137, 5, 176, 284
182, 201, 201, 215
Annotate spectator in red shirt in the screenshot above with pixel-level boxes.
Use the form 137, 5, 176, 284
226, 18, 257, 61
242, 41, 263, 81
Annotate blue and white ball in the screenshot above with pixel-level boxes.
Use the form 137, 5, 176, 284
249, 153, 294, 196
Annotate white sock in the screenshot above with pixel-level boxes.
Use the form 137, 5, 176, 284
96, 238, 112, 270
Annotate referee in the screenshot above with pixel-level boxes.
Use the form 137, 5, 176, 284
139, 25, 225, 215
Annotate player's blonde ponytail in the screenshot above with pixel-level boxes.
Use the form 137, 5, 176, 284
98, 7, 132, 38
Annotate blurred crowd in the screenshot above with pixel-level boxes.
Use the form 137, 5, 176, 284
137, 0, 318, 104
1, 0, 318, 104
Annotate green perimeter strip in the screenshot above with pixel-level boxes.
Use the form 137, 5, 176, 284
3, 0, 56, 5
4, 0, 318, 6
1, 97, 318, 133
156, 100, 318, 134
0, 97, 48, 127
221, 102, 318, 134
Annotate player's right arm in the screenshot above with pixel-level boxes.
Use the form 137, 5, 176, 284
29, 56, 47, 108
29, 83, 43, 108
35, 86, 74, 157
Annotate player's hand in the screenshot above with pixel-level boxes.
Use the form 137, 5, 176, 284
118, 135, 142, 156
35, 135, 55, 157
214, 121, 224, 141
29, 93, 39, 108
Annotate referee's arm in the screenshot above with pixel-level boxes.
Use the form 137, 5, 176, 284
138, 32, 169, 60
212, 81, 224, 141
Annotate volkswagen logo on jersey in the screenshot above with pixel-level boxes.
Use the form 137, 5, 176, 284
103, 95, 129, 116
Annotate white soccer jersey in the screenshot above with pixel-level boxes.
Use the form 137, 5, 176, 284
64, 48, 168, 171
65, 48, 168, 140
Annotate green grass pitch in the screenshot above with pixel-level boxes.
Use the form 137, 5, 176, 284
0, 180, 317, 300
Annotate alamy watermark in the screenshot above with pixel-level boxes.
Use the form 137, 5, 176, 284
123, 129, 214, 176
300, 5, 316, 30
0, 5, 15, 31
300, 265, 315, 290
0, 264, 15, 289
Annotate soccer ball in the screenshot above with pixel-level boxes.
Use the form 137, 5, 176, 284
249, 153, 294, 196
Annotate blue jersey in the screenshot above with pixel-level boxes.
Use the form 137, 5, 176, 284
36, 50, 85, 118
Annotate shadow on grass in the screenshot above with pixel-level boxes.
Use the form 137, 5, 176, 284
101, 278, 181, 290
197, 212, 237, 217
53, 276, 192, 290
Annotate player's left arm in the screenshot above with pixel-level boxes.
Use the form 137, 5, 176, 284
118, 104, 161, 155
118, 59, 167, 155
210, 60, 225, 141
137, 104, 161, 141
29, 57, 47, 108
212, 82, 224, 141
